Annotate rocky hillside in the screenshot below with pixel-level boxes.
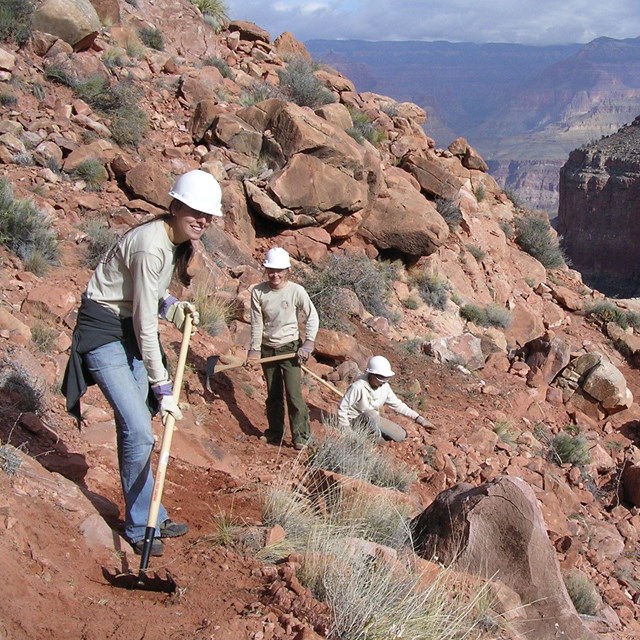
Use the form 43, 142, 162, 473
2, 2, 640, 639
557, 115, 640, 297
307, 37, 640, 215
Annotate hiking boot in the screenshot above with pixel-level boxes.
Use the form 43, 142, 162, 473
260, 431, 283, 445
131, 538, 164, 557
159, 519, 189, 538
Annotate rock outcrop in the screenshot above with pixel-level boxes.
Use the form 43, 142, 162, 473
557, 116, 640, 296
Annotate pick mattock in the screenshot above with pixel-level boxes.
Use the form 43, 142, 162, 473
104, 313, 193, 593
205, 351, 296, 392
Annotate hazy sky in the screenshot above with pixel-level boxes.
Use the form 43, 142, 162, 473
226, 0, 640, 45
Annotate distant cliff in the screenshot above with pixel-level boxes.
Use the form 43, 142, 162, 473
557, 116, 640, 296
307, 37, 640, 215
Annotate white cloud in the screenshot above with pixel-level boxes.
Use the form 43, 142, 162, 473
226, 0, 640, 45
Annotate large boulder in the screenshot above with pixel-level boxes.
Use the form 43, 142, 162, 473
33, 0, 101, 50
412, 476, 598, 640
359, 180, 449, 258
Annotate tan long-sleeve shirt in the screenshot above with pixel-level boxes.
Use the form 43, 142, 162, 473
250, 281, 319, 351
85, 219, 176, 384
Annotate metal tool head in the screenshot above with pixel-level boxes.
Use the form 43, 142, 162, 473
205, 355, 219, 392
102, 567, 177, 593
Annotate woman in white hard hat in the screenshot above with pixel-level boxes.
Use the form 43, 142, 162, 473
62, 169, 223, 557
337, 355, 434, 442
246, 247, 319, 450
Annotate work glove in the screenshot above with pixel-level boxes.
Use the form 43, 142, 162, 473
297, 340, 314, 364
245, 349, 261, 370
415, 415, 434, 431
152, 382, 183, 424
161, 296, 199, 334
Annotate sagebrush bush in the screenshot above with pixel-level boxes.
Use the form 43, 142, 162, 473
346, 107, 384, 146
298, 253, 398, 331
514, 211, 565, 269
191, 278, 235, 337
436, 197, 463, 231
308, 419, 416, 492
83, 218, 117, 268
564, 571, 599, 615
239, 80, 284, 107
31, 321, 57, 353
261, 438, 488, 639
46, 72, 148, 147
549, 431, 591, 466
465, 244, 486, 261
585, 300, 630, 329
0, 91, 18, 106
0, 443, 22, 476
409, 270, 450, 311
72, 158, 107, 191
138, 26, 164, 50
0, 0, 33, 44
0, 178, 59, 272
459, 303, 485, 326
460, 302, 511, 328
191, 0, 228, 31
0, 358, 47, 412
278, 57, 335, 108
203, 55, 232, 78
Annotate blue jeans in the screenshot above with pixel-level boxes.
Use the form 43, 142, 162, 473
83, 340, 168, 543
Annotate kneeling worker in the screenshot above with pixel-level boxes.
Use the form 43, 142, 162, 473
337, 355, 433, 442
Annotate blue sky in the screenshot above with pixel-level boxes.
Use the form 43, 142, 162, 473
225, 0, 640, 45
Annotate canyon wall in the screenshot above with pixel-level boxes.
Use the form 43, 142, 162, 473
557, 116, 640, 295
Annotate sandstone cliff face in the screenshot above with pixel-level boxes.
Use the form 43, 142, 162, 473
557, 116, 640, 295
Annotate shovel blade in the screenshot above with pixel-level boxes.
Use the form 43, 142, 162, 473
102, 566, 177, 593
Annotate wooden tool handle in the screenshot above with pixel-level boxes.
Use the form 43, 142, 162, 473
215, 351, 297, 373
301, 364, 344, 398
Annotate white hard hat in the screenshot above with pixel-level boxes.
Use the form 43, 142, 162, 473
366, 355, 395, 378
169, 169, 223, 217
263, 247, 291, 269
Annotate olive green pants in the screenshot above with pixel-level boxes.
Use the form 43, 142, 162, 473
261, 341, 310, 445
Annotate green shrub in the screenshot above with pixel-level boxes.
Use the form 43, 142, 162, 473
459, 303, 486, 326
0, 91, 17, 106
191, 0, 228, 31
484, 303, 512, 328
459, 303, 511, 328
474, 184, 486, 202
0, 443, 22, 476
103, 47, 128, 69
308, 421, 416, 492
239, 80, 284, 107
0, 178, 59, 271
549, 432, 591, 466
138, 26, 164, 50
31, 321, 57, 353
0, 357, 46, 412
72, 158, 107, 191
83, 218, 117, 268
564, 571, 598, 615
585, 300, 629, 329
0, 0, 33, 44
203, 55, 232, 78
346, 107, 384, 146
70, 76, 148, 147
298, 253, 398, 331
191, 278, 235, 337
466, 244, 486, 261
409, 271, 450, 311
403, 296, 419, 310
436, 197, 463, 231
499, 220, 514, 239
278, 57, 335, 108
493, 420, 517, 445
514, 212, 565, 269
